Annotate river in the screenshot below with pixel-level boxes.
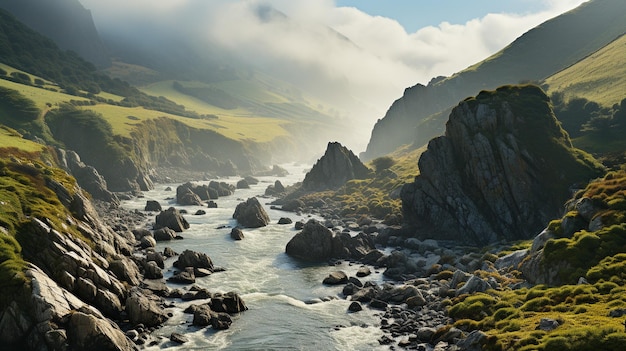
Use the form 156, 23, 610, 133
120, 164, 389, 350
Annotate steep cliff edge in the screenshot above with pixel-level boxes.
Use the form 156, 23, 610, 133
0, 153, 142, 349
362, 0, 626, 160
401, 85, 604, 246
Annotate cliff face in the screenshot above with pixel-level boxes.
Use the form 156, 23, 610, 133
0, 0, 110, 68
0, 155, 141, 349
400, 85, 604, 246
301, 142, 372, 191
362, 0, 626, 160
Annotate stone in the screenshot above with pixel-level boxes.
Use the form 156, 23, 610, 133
236, 179, 250, 189
209, 292, 248, 314
285, 219, 375, 262
278, 217, 293, 225
170, 332, 188, 344
301, 142, 373, 190
207, 201, 218, 208
153, 227, 176, 241
230, 228, 244, 240
348, 302, 363, 312
537, 318, 560, 331
168, 268, 196, 284
356, 266, 371, 277
139, 235, 156, 249
154, 207, 190, 232
67, 311, 137, 351
174, 250, 214, 270
456, 275, 490, 296
125, 288, 167, 327
144, 200, 162, 212
194, 210, 206, 215
232, 197, 270, 228
322, 271, 348, 285
400, 86, 603, 246
146, 251, 165, 269
144, 261, 163, 279
282, 199, 305, 212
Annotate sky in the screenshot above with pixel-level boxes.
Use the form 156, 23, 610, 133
79, 0, 589, 151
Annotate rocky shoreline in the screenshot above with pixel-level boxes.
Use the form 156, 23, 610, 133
88, 169, 505, 351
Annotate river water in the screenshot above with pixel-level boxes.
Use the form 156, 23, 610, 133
120, 164, 389, 350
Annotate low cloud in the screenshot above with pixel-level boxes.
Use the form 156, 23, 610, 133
79, 0, 587, 151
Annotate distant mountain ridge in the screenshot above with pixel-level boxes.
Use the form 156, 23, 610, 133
0, 0, 110, 68
362, 0, 626, 160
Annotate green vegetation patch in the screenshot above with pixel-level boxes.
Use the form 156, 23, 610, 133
541, 171, 626, 283
449, 170, 626, 350
0, 153, 86, 309
299, 146, 424, 221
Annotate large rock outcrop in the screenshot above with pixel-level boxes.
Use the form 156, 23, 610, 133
400, 85, 604, 246
285, 219, 376, 261
232, 197, 270, 228
301, 142, 372, 191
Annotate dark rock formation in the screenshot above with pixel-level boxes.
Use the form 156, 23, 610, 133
145, 200, 162, 212
400, 85, 603, 246
236, 179, 250, 189
285, 219, 376, 261
173, 250, 214, 271
154, 207, 190, 232
56, 149, 119, 204
265, 180, 286, 196
232, 197, 270, 228
302, 142, 372, 191
154, 227, 176, 241
125, 288, 168, 327
230, 228, 244, 240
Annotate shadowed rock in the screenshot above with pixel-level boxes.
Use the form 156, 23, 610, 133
401, 85, 603, 246
301, 142, 372, 191
232, 197, 270, 228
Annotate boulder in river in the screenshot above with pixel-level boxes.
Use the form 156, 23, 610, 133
285, 219, 376, 261
232, 197, 270, 228
154, 207, 190, 232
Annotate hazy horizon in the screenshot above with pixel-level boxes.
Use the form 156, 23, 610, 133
78, 0, 587, 153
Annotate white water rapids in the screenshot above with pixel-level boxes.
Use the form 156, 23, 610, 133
120, 164, 390, 350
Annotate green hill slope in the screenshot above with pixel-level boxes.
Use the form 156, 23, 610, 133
545, 33, 626, 108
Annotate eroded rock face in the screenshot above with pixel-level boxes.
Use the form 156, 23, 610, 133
0, 267, 137, 351
301, 142, 372, 191
285, 219, 376, 261
401, 85, 603, 246
232, 197, 270, 228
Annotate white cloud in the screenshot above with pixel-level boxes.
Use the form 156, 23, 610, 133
79, 0, 587, 151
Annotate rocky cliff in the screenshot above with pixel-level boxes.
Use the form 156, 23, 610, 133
400, 85, 604, 246
301, 142, 372, 191
362, 0, 626, 160
0, 155, 143, 349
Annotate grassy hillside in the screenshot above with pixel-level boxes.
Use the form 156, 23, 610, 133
544, 34, 626, 108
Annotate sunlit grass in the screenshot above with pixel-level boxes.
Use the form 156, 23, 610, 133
81, 103, 290, 142
545, 34, 626, 108
0, 77, 86, 110
0, 126, 46, 153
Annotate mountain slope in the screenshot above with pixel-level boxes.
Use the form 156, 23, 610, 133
544, 33, 626, 108
362, 0, 626, 160
0, 0, 110, 68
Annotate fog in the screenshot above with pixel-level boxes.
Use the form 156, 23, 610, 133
79, 0, 586, 153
